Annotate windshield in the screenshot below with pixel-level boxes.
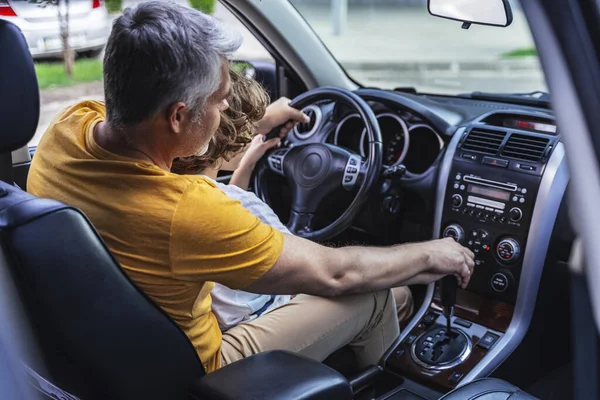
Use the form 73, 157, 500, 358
289, 0, 546, 95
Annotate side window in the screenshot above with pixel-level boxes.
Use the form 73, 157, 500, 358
215, 4, 278, 100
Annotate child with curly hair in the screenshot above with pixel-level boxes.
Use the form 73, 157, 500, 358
172, 69, 294, 331
173, 68, 414, 332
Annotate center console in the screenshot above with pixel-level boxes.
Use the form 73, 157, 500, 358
382, 112, 568, 396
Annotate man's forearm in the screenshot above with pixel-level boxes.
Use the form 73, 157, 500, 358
327, 243, 431, 296
245, 234, 472, 297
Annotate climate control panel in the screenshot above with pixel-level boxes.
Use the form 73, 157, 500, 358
440, 162, 542, 302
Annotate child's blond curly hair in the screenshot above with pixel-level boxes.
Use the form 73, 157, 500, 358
171, 68, 269, 175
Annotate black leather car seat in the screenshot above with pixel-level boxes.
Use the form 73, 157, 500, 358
0, 19, 205, 400
440, 378, 538, 400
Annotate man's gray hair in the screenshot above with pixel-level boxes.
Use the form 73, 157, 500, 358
103, 1, 242, 128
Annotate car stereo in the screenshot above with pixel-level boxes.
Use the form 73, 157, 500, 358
440, 161, 542, 302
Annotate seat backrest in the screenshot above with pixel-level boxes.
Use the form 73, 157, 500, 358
0, 19, 204, 400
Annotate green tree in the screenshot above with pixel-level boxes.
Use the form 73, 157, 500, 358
189, 0, 216, 14
30, 0, 74, 77
104, 0, 122, 13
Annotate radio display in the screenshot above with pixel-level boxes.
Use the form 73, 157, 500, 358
467, 184, 510, 201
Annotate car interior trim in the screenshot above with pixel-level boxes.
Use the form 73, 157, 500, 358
377, 112, 410, 166
408, 123, 444, 151
522, 0, 600, 333
381, 126, 465, 365
461, 142, 568, 385
293, 104, 323, 140
410, 328, 473, 370
355, 89, 454, 136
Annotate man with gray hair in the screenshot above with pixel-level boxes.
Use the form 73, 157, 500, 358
28, 1, 474, 373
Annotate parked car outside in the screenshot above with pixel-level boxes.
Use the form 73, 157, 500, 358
0, 0, 109, 59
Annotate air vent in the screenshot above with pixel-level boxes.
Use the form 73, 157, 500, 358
294, 105, 321, 139
461, 128, 507, 155
501, 133, 550, 162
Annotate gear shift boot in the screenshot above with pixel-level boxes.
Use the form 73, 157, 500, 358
411, 325, 471, 370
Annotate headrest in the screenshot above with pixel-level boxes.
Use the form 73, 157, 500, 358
0, 21, 40, 153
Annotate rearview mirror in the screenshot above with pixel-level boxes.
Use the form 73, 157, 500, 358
427, 0, 513, 28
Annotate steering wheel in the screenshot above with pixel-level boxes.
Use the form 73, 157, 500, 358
254, 87, 383, 241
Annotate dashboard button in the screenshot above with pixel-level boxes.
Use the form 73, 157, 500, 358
443, 224, 465, 244
449, 372, 464, 384
478, 332, 500, 350
482, 156, 509, 168
519, 164, 536, 171
491, 273, 509, 293
452, 194, 463, 208
509, 207, 523, 222
497, 238, 521, 262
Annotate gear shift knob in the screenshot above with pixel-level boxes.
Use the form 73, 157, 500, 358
441, 275, 457, 333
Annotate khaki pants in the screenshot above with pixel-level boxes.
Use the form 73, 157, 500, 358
220, 287, 413, 369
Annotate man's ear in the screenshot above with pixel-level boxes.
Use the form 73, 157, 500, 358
167, 102, 188, 134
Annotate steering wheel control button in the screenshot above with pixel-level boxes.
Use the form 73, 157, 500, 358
477, 332, 500, 351
509, 207, 523, 222
267, 148, 290, 175
451, 194, 463, 208
443, 224, 464, 244
491, 273, 509, 293
496, 238, 521, 262
342, 155, 361, 190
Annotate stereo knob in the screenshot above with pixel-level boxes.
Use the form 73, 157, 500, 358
451, 194, 463, 208
496, 238, 521, 262
509, 207, 523, 222
443, 224, 465, 244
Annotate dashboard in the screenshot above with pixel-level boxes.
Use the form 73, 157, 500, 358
258, 87, 572, 394
261, 89, 572, 251
325, 107, 444, 174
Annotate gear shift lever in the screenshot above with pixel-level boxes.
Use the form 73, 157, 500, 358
441, 275, 457, 334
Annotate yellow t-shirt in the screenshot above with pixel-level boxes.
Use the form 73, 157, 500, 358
27, 101, 284, 372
